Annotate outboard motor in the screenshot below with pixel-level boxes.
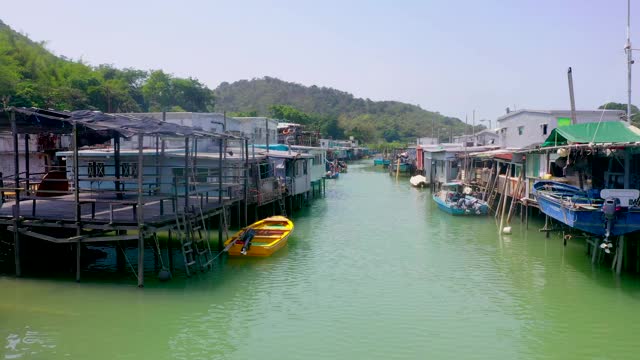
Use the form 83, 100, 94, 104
602, 197, 621, 239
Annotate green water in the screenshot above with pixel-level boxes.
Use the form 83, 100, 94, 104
3, 162, 640, 359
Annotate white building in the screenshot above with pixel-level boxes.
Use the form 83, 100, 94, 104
319, 138, 358, 148
122, 113, 278, 146
416, 137, 438, 146
496, 109, 625, 149
453, 130, 499, 146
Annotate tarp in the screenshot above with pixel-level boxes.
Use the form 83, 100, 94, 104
1, 107, 237, 144
541, 121, 640, 147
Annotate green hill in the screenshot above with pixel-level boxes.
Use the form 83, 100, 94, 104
1, 18, 472, 143
215, 77, 473, 143
0, 19, 214, 113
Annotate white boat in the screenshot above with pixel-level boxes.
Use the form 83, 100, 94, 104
409, 175, 428, 188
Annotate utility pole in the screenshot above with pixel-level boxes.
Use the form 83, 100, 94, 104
626, 0, 633, 123
472, 109, 476, 145
567, 67, 577, 124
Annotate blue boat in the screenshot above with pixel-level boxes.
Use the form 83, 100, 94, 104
533, 181, 640, 237
373, 158, 390, 166
432, 182, 489, 215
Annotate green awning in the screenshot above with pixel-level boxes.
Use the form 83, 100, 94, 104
541, 121, 640, 147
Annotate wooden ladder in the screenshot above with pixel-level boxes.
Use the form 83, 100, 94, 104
175, 207, 214, 276
485, 165, 501, 212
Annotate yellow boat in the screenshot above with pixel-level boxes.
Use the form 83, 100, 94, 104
223, 216, 294, 256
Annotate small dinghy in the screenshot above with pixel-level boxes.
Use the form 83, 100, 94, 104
223, 216, 294, 256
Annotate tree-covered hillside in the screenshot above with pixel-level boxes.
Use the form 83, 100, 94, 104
215, 77, 473, 143
0, 18, 472, 143
0, 19, 214, 113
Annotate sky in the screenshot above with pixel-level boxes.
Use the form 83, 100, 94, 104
1, 0, 638, 123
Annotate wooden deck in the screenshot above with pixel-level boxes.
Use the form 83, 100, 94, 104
0, 193, 232, 228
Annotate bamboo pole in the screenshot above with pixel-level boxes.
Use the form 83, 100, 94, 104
395, 158, 401, 180
506, 171, 524, 225
498, 174, 510, 233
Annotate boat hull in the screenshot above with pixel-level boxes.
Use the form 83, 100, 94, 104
432, 194, 489, 216
224, 216, 294, 257
537, 193, 640, 236
373, 158, 390, 166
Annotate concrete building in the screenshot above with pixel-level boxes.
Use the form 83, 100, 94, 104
122, 112, 278, 147
495, 109, 625, 149
453, 130, 499, 146
416, 137, 439, 146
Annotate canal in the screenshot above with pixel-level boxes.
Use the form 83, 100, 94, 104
2, 162, 640, 359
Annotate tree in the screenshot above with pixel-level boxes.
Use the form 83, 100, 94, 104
598, 102, 640, 125
142, 70, 173, 111
269, 104, 311, 124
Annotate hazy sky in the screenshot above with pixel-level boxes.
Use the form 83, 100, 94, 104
2, 0, 638, 122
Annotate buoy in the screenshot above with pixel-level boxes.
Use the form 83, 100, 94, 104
502, 226, 512, 235
158, 269, 172, 282
557, 148, 569, 157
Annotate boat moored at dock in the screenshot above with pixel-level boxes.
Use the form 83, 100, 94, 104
433, 182, 489, 215
224, 216, 294, 256
533, 181, 640, 238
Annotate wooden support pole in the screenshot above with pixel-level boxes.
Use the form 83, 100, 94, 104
155, 135, 160, 195
498, 173, 510, 232
616, 235, 625, 275
244, 138, 249, 226
545, 215, 550, 239
11, 110, 21, 277
24, 134, 30, 196
114, 134, 122, 199
73, 122, 82, 282
591, 237, 600, 264
137, 133, 145, 288
184, 137, 190, 210
76, 241, 82, 282
116, 241, 125, 272
506, 172, 524, 226
218, 138, 224, 251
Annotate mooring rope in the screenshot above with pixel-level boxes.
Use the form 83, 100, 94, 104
118, 241, 139, 282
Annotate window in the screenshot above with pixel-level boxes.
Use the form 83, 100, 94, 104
303, 160, 308, 175
259, 162, 273, 179
313, 153, 323, 165
517, 126, 524, 136
120, 162, 138, 178
542, 124, 548, 135
87, 162, 105, 178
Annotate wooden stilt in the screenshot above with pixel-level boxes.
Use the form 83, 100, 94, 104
591, 237, 600, 264
116, 241, 125, 272
545, 215, 550, 238
498, 174, 511, 232
137, 233, 145, 287
616, 235, 625, 275
167, 230, 173, 270
525, 203, 529, 230
76, 241, 81, 282
136, 133, 145, 288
